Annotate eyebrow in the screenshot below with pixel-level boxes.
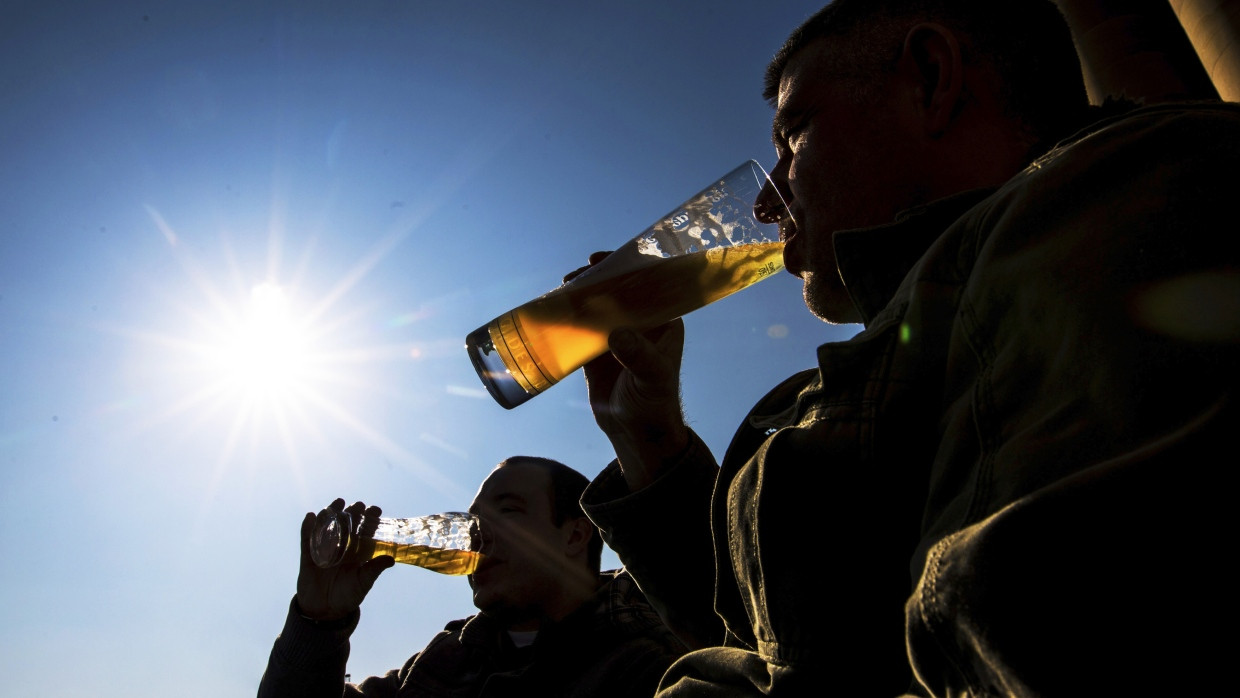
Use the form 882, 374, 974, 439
492, 493, 526, 506
471, 491, 526, 514
770, 103, 805, 147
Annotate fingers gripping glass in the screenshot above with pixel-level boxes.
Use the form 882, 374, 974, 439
465, 159, 789, 409
309, 507, 484, 576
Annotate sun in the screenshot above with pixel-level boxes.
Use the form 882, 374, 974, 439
128, 203, 480, 509
208, 281, 315, 403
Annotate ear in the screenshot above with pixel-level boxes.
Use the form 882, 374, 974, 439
562, 516, 594, 557
896, 22, 964, 137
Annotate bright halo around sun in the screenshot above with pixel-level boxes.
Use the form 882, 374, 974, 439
134, 203, 467, 493
209, 281, 314, 404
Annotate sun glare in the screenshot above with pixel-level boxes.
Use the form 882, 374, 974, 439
210, 282, 313, 402
131, 203, 482, 510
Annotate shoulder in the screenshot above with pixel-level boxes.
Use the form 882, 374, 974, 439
960, 101, 1240, 266
596, 570, 683, 640
597, 568, 650, 611
750, 368, 819, 421
1027, 101, 1240, 185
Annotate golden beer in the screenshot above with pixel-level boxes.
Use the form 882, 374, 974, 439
310, 508, 481, 575
467, 241, 784, 408
361, 540, 483, 575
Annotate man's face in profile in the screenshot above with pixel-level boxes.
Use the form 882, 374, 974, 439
467, 460, 571, 627
770, 37, 927, 323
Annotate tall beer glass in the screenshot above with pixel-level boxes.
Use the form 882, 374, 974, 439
310, 507, 482, 576
465, 160, 785, 409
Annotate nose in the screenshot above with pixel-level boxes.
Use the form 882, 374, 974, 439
469, 517, 494, 554
753, 162, 791, 225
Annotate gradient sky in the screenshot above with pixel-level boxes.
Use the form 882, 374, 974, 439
1, 2, 859, 695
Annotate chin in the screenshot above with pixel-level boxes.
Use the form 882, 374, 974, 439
802, 273, 859, 325
471, 586, 496, 611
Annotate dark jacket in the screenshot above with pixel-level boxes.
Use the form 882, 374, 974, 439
258, 569, 688, 697
583, 102, 1240, 696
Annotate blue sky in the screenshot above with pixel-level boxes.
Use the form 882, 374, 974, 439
1, 1, 857, 694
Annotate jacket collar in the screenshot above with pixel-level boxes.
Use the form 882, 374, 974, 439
834, 188, 995, 325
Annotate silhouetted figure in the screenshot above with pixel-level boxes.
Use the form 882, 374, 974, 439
574, 1, 1239, 695
258, 456, 687, 697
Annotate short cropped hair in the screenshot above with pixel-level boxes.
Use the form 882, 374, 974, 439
764, 0, 1091, 152
501, 456, 604, 573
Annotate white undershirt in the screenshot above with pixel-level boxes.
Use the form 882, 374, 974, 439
507, 629, 538, 648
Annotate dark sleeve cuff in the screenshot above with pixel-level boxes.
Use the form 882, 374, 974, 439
582, 430, 715, 528
580, 431, 722, 648
258, 596, 361, 698
274, 595, 360, 667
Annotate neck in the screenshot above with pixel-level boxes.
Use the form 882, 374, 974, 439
540, 566, 600, 624
495, 567, 601, 632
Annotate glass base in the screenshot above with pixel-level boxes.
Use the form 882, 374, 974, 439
309, 508, 353, 568
465, 324, 537, 410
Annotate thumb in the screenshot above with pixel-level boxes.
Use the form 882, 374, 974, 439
299, 512, 317, 568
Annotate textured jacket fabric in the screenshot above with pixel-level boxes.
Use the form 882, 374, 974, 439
582, 102, 1240, 696
257, 569, 688, 698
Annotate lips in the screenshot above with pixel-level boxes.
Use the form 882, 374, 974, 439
469, 555, 503, 583
780, 221, 805, 278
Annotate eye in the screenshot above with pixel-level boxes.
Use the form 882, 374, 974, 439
784, 122, 808, 152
